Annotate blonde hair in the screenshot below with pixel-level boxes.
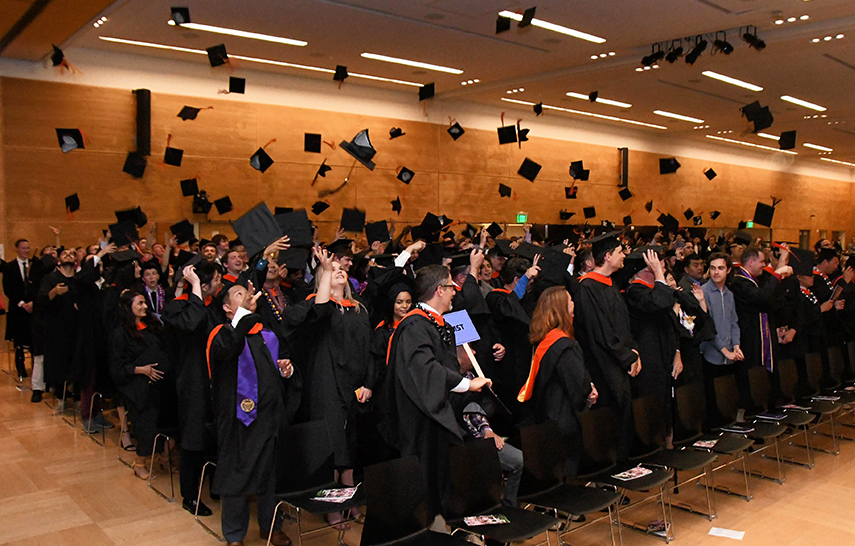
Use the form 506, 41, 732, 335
529, 286, 574, 344
313, 263, 365, 314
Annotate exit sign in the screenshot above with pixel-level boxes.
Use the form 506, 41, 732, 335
746, 221, 754, 228
517, 213, 528, 223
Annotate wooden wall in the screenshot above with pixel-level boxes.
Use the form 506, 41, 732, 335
2, 76, 853, 254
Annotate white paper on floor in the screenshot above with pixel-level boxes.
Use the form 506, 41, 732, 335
709, 527, 745, 540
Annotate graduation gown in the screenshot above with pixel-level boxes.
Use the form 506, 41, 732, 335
485, 288, 532, 417
730, 267, 783, 371
452, 274, 500, 387
624, 279, 678, 401
109, 324, 171, 409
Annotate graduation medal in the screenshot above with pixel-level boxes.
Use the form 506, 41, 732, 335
240, 398, 255, 413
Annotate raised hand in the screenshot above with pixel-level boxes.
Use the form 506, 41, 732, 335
526, 254, 541, 279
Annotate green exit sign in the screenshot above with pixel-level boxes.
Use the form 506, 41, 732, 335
746, 221, 754, 228
517, 213, 528, 223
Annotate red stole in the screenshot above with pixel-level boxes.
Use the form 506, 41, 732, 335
579, 271, 612, 286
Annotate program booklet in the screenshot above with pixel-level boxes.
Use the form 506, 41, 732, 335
311, 487, 357, 503
693, 439, 719, 449
464, 515, 510, 526
611, 466, 653, 481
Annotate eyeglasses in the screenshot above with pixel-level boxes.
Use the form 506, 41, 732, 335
440, 284, 455, 289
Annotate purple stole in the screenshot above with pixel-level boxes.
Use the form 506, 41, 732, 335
734, 267, 773, 372
236, 327, 280, 426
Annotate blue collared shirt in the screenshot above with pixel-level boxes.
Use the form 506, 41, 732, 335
700, 281, 741, 365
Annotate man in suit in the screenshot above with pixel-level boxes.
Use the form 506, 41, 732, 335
3, 239, 33, 387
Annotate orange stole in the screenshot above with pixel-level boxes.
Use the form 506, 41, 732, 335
517, 329, 569, 403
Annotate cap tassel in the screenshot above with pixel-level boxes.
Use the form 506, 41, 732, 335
771, 196, 782, 207
66, 208, 74, 221
79, 129, 91, 147
323, 139, 336, 150
57, 58, 82, 75
262, 138, 276, 150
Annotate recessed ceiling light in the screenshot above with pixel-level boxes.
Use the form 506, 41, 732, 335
837, 34, 845, 39
811, 38, 820, 43
360, 52, 462, 74
780, 95, 827, 111
702, 71, 763, 91
502, 98, 667, 130
821, 158, 855, 167
775, 19, 784, 24
498, 10, 606, 43
166, 20, 307, 46
566, 91, 631, 108
804, 142, 833, 152
787, 17, 797, 22
635, 67, 643, 72
608, 51, 616, 56
653, 110, 705, 123
824, 36, 833, 41
706, 134, 797, 154
800, 15, 810, 20
756, 132, 779, 140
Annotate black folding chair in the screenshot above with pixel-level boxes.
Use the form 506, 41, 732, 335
360, 456, 471, 546
269, 420, 365, 546
764, 360, 816, 469
194, 460, 222, 541
799, 354, 843, 454
517, 421, 622, 546
444, 439, 558, 545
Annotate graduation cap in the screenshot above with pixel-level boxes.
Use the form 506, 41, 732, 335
366, 221, 391, 245
447, 122, 465, 140
397, 167, 415, 184
692, 215, 703, 226
518, 157, 542, 182
496, 14, 512, 33
565, 186, 577, 199
109, 221, 137, 247
533, 102, 543, 116
589, 231, 622, 257
304, 133, 322, 153
519, 6, 536, 27
498, 183, 512, 198
623, 214, 633, 226
589, 91, 599, 102
486, 222, 503, 239
704, 168, 717, 180
391, 196, 402, 214
115, 206, 147, 228
171, 7, 190, 24
193, 193, 213, 214
65, 193, 80, 213
110, 248, 143, 264
275, 209, 314, 248
231, 203, 283, 257
737, 221, 747, 230
312, 201, 330, 215
164, 146, 183, 166
517, 122, 530, 147
569, 160, 589, 181
56, 129, 84, 153
180, 178, 199, 197
214, 196, 233, 215
278, 246, 311, 270
174, 250, 203, 270
683, 208, 694, 220
789, 247, 815, 277
461, 224, 477, 239
645, 200, 653, 213
583, 206, 596, 219
448, 252, 471, 270
659, 158, 681, 174
419, 83, 435, 101
497, 125, 517, 145
560, 210, 576, 221
710, 210, 721, 220
779, 130, 796, 150
340, 208, 366, 233
741, 101, 773, 133
326, 238, 354, 257
439, 215, 453, 227
122, 151, 147, 178
657, 213, 679, 233
753, 202, 775, 227
170, 219, 195, 245
618, 187, 633, 201
390, 127, 405, 139
206, 44, 228, 67
229, 76, 245, 94
50, 45, 65, 67
250, 147, 274, 173
311, 160, 331, 180
340, 129, 377, 170
733, 230, 752, 245
274, 207, 293, 215
177, 106, 201, 121
333, 65, 348, 82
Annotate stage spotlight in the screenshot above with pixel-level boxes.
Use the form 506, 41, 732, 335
665, 46, 684, 63
742, 27, 766, 50
685, 38, 708, 64
641, 45, 665, 67
713, 32, 734, 54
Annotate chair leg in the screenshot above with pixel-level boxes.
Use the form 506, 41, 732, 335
148, 433, 175, 502
116, 411, 133, 469
195, 461, 223, 542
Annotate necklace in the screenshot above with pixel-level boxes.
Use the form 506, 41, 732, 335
416, 303, 454, 346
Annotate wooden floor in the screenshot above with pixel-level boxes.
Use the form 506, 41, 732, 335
3, 346, 855, 546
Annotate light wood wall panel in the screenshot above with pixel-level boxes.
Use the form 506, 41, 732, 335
2, 76, 853, 254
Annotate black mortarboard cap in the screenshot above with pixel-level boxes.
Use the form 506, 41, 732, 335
229, 77, 245, 94
278, 246, 311, 270
753, 202, 775, 227
397, 167, 415, 184
583, 206, 596, 219
533, 102, 543, 116
497, 125, 517, 145
316, 160, 332, 178
519, 7, 536, 27
569, 160, 589, 181
171, 7, 190, 24
498, 183, 512, 198
486, 222, 503, 239
733, 230, 752, 245
164, 146, 183, 166
623, 215, 633, 226
56, 129, 84, 153
275, 209, 313, 248
177, 106, 200, 120
333, 65, 348, 82
419, 83, 435, 101
659, 157, 681, 174
304, 133, 322, 153
737, 221, 747, 230
449, 252, 471, 270
496, 15, 512, 33
51, 45, 64, 67
326, 238, 353, 257
439, 215, 453, 227
390, 127, 405, 139
645, 200, 653, 213
115, 206, 147, 228
704, 168, 717, 180
790, 247, 815, 277
365, 221, 391, 245
231, 202, 283, 257
512, 242, 541, 261
560, 211, 575, 220
170, 219, 195, 244
180, 178, 198, 197
779, 130, 796, 150
539, 249, 573, 284
340, 129, 377, 170
340, 208, 366, 233
411, 213, 444, 242
657, 213, 679, 233
683, 208, 694, 220
518, 157, 542, 182
693, 215, 703, 226
565, 186, 577, 199
206, 44, 228, 67
250, 147, 274, 173
391, 196, 402, 214
274, 207, 293, 215
312, 201, 329, 215
110, 249, 143, 264
710, 210, 721, 220
122, 151, 147, 178
741, 101, 773, 133
448, 122, 465, 140
214, 196, 232, 215
65, 193, 80, 213
589, 91, 599, 102
618, 187, 633, 201
589, 231, 622, 258
109, 221, 137, 247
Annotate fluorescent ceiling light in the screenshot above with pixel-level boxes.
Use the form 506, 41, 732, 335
756, 132, 779, 140
502, 98, 666, 130
804, 142, 833, 152
360, 52, 462, 74
821, 158, 855, 167
566, 91, 631, 108
98, 37, 422, 86
498, 10, 605, 43
701, 71, 763, 91
167, 20, 306, 46
706, 134, 797, 154
653, 110, 705, 123
781, 95, 826, 111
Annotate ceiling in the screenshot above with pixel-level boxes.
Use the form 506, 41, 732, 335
4, 0, 855, 166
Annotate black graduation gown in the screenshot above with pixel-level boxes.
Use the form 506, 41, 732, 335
208, 313, 298, 496
485, 288, 532, 417
624, 280, 678, 401
813, 271, 845, 347
28, 257, 54, 357
109, 325, 171, 409
378, 311, 466, 516
672, 289, 715, 388
730, 268, 783, 370
452, 274, 500, 385
72, 279, 111, 391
